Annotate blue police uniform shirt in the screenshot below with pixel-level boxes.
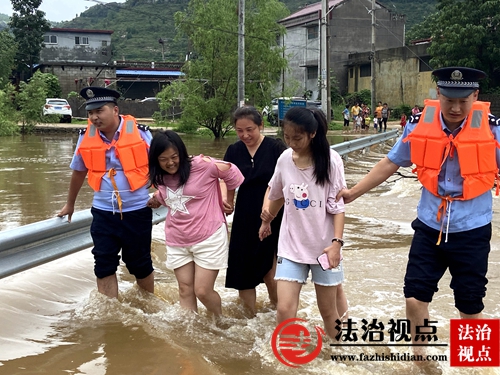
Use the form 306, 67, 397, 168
388, 111, 500, 233
70, 116, 152, 212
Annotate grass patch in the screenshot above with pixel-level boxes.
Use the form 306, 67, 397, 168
71, 119, 88, 125
329, 122, 344, 131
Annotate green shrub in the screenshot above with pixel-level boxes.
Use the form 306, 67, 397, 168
0, 117, 18, 136
40, 114, 61, 123
175, 118, 199, 134
196, 127, 215, 137
344, 90, 371, 107
0, 85, 19, 136
67, 91, 78, 99
391, 104, 412, 120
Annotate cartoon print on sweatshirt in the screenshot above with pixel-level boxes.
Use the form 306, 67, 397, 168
163, 186, 194, 215
289, 183, 310, 209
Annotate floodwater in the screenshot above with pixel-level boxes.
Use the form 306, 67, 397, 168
0, 133, 499, 375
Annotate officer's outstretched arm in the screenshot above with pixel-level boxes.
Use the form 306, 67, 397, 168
337, 156, 399, 204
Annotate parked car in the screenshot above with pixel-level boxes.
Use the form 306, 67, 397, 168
140, 97, 158, 102
263, 97, 327, 126
42, 99, 72, 123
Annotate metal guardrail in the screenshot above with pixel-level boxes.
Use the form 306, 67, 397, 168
0, 206, 168, 279
0, 131, 399, 279
331, 129, 399, 156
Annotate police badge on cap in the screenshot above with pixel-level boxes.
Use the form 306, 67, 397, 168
433, 67, 487, 99
79, 86, 121, 111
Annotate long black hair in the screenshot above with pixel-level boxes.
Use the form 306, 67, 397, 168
283, 107, 331, 186
148, 130, 192, 189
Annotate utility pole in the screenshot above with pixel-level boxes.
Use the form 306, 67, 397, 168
325, 0, 331, 122
370, 0, 376, 114
158, 38, 165, 62
320, 0, 329, 121
237, 0, 245, 108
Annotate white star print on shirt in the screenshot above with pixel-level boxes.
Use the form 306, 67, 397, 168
163, 186, 194, 215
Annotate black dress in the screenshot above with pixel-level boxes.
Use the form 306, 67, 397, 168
224, 137, 287, 290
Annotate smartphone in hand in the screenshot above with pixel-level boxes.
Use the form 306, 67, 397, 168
317, 253, 330, 271
317, 253, 343, 271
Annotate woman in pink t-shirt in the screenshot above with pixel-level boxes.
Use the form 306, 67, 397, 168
259, 107, 348, 339
147, 130, 244, 317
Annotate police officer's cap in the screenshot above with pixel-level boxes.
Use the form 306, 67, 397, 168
80, 87, 120, 111
433, 67, 487, 99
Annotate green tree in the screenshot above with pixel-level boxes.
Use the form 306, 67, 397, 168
16, 71, 53, 133
0, 84, 19, 136
9, 0, 50, 75
0, 31, 17, 89
39, 72, 62, 98
158, 0, 289, 138
407, 0, 500, 90
405, 13, 439, 44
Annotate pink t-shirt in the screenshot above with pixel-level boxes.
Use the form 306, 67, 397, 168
157, 155, 244, 247
268, 149, 346, 264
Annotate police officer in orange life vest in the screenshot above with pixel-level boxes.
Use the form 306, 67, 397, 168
57, 87, 154, 299
337, 67, 500, 352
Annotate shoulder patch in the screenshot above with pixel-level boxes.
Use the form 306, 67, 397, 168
409, 113, 421, 123
137, 124, 150, 131
78, 128, 87, 135
488, 114, 500, 126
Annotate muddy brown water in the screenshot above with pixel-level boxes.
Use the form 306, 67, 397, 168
0, 133, 498, 375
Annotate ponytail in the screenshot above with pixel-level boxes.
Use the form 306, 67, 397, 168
283, 107, 331, 186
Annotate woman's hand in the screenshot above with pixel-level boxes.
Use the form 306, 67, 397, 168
259, 222, 272, 241
147, 195, 161, 209
322, 242, 342, 269
222, 200, 234, 215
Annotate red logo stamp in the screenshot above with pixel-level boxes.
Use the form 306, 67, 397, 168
271, 318, 325, 368
450, 319, 500, 367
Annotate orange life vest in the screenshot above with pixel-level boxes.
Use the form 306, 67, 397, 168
77, 115, 150, 192
404, 99, 499, 201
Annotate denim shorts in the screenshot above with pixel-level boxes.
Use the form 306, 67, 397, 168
275, 256, 344, 286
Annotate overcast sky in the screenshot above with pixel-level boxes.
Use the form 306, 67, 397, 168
0, 0, 126, 23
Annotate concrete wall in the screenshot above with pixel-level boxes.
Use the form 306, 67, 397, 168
41, 31, 112, 65
68, 98, 181, 119
347, 44, 434, 108
40, 65, 117, 97
329, 0, 405, 94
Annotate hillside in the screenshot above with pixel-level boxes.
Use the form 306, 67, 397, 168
0, 13, 8, 31
1, 0, 437, 61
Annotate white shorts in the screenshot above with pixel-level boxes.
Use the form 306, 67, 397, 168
166, 225, 228, 270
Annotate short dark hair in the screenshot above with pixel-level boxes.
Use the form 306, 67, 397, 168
148, 130, 192, 189
232, 106, 262, 126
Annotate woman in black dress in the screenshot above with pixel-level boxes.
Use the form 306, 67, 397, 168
224, 106, 287, 313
